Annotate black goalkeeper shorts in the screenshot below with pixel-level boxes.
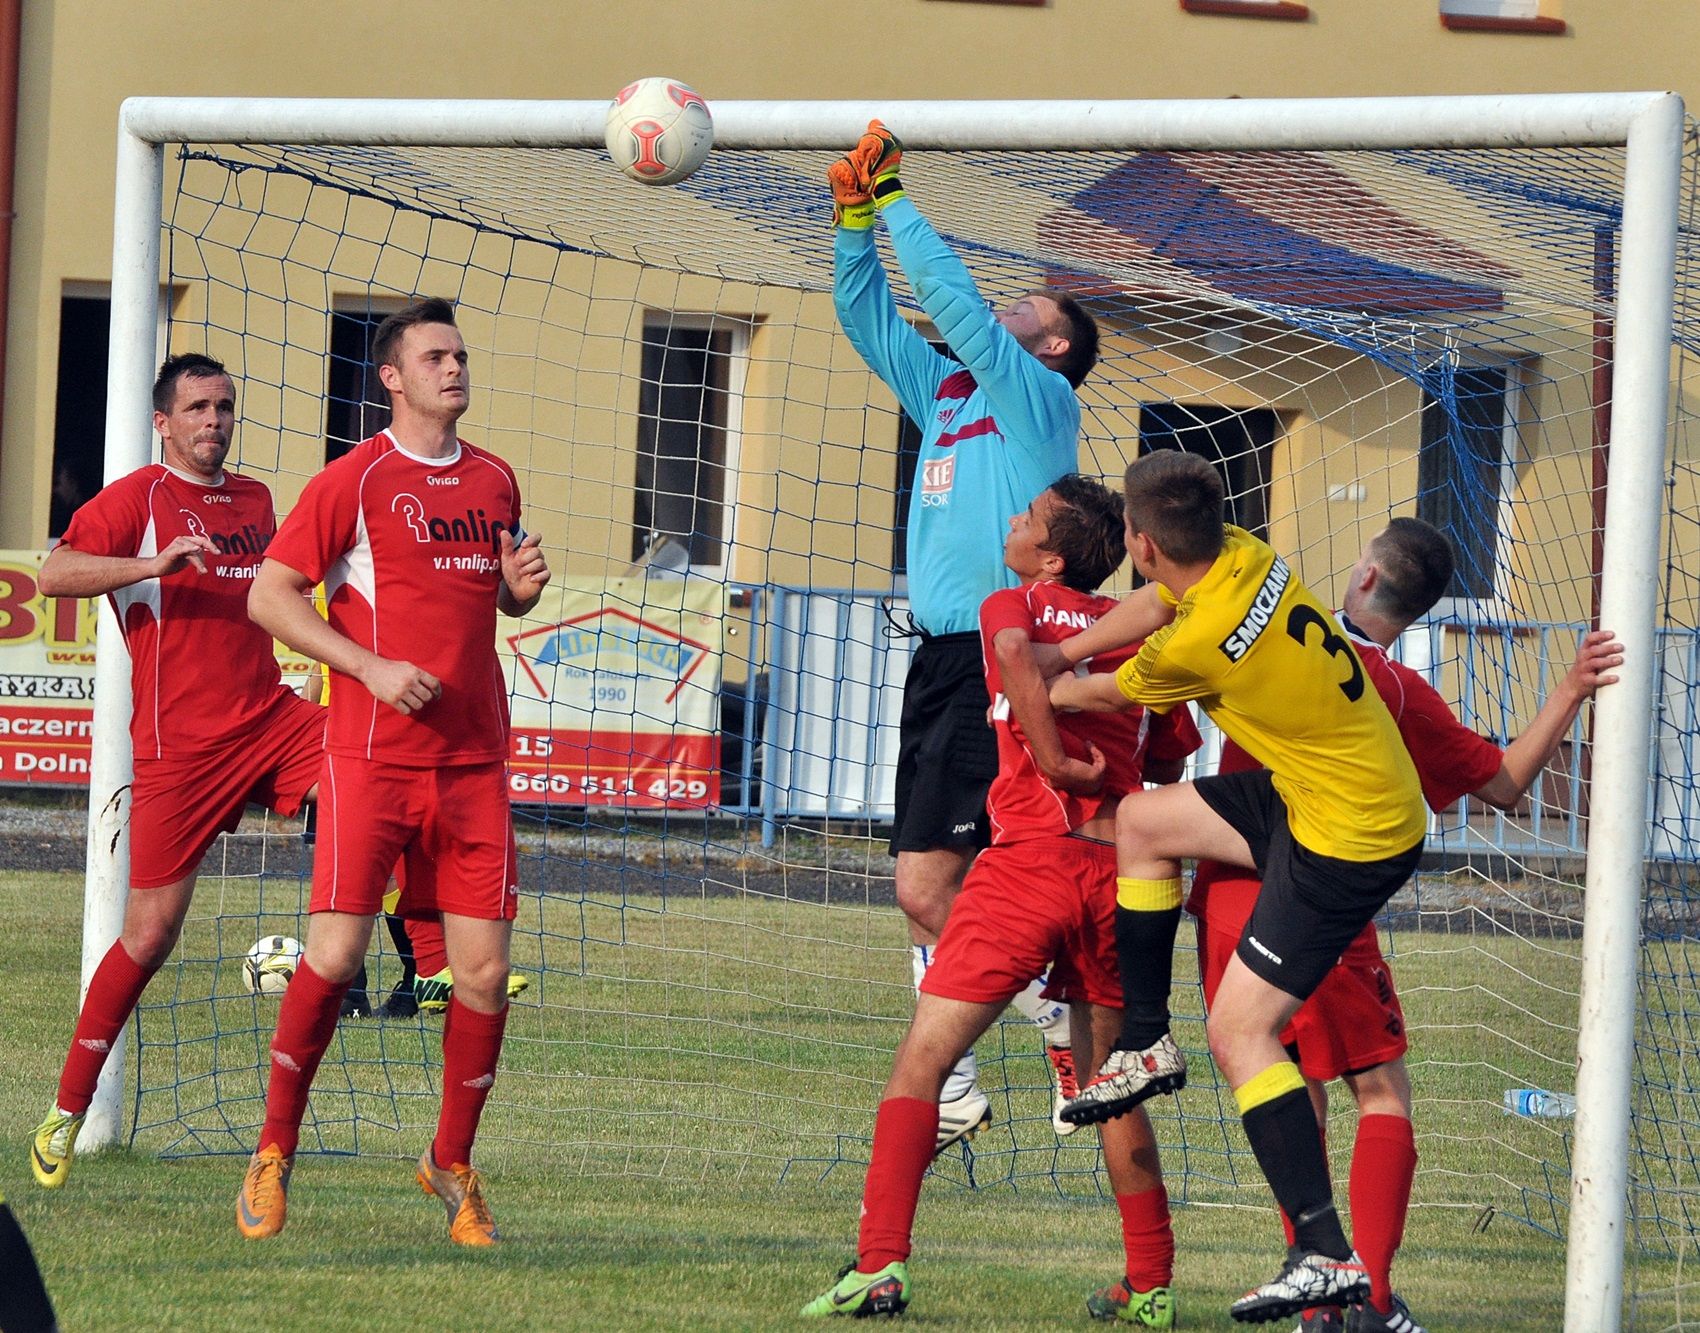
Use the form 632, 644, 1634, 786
888, 632, 997, 856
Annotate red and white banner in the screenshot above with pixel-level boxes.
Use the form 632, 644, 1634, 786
0, 553, 727, 811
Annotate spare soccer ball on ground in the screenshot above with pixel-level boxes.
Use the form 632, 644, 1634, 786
604, 77, 713, 185
244, 935, 303, 996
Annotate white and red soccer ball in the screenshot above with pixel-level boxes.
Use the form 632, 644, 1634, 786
604, 77, 714, 186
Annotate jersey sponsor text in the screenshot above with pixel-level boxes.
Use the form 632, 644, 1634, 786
1219, 557, 1290, 662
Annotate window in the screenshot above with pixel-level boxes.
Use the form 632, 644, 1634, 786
1416, 363, 1518, 605
632, 316, 746, 572
324, 303, 399, 464
1139, 402, 1278, 540
48, 296, 111, 538
49, 285, 169, 539
1439, 0, 1565, 33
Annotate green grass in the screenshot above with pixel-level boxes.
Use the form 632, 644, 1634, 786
0, 868, 1689, 1329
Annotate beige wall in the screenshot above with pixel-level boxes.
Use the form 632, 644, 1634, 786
4, 0, 1694, 548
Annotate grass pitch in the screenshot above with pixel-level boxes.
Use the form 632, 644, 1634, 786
0, 867, 1678, 1329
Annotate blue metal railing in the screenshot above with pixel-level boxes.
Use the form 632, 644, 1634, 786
723, 591, 1700, 864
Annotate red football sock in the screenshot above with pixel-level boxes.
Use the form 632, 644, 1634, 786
1116, 1185, 1175, 1290
407, 917, 449, 978
1351, 1114, 1417, 1313
259, 960, 350, 1158
56, 940, 156, 1114
432, 998, 508, 1169
857, 1097, 939, 1270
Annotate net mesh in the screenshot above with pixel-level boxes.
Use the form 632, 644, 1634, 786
123, 129, 1700, 1316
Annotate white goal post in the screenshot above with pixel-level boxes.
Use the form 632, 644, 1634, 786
89, 92, 1683, 1332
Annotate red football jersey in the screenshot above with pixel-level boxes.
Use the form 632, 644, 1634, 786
59, 464, 289, 757
265, 432, 521, 766
1189, 621, 1504, 928
979, 580, 1202, 844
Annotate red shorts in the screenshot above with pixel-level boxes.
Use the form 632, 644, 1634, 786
1196, 915, 1408, 1083
311, 754, 517, 921
129, 691, 325, 889
920, 835, 1121, 1009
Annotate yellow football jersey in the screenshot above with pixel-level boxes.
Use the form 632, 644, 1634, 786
1114, 526, 1426, 861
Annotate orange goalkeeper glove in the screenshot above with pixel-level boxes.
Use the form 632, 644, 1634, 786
829, 119, 905, 228
828, 156, 874, 230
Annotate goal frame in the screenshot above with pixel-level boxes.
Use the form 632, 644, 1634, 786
91, 92, 1684, 1332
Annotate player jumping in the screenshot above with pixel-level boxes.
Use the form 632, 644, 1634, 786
830, 118, 1102, 1147
803, 475, 1199, 1323
1044, 451, 1428, 1323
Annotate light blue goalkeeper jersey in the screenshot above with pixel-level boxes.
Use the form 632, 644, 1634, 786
834, 196, 1081, 636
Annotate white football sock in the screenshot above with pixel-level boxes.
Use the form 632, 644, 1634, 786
1010, 974, 1070, 1045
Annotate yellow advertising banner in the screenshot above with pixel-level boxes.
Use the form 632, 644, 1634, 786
0, 551, 97, 783
0, 553, 727, 811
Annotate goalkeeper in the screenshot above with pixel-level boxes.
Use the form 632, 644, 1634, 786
830, 118, 1102, 1148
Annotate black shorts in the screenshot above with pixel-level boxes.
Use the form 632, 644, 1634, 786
1195, 768, 1423, 1001
889, 632, 998, 856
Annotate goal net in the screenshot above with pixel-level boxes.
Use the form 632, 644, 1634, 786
95, 97, 1694, 1321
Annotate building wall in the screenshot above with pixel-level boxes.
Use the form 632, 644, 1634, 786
3, 0, 1693, 546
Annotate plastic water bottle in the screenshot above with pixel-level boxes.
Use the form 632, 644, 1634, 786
1503, 1088, 1577, 1118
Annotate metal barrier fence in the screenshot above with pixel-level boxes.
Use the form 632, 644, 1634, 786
730, 591, 1700, 864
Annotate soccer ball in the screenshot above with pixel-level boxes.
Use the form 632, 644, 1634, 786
604, 77, 713, 186
244, 935, 303, 996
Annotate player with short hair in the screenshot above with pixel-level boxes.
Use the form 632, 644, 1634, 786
803, 475, 1200, 1323
30, 353, 326, 1190
1187, 518, 1622, 1333
235, 297, 549, 1245
830, 119, 1102, 1146
1045, 450, 1431, 1322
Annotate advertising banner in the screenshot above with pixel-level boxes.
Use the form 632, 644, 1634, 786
503, 577, 725, 808
0, 552, 96, 784
0, 554, 727, 811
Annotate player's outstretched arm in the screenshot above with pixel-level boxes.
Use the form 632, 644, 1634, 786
497, 529, 550, 617
1055, 584, 1173, 668
830, 123, 952, 425
1474, 628, 1624, 810
1049, 669, 1135, 714
38, 534, 218, 597
993, 626, 1105, 795
248, 558, 440, 716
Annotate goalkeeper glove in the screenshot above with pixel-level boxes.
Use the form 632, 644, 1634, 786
828, 156, 874, 230
828, 119, 905, 228
854, 119, 905, 211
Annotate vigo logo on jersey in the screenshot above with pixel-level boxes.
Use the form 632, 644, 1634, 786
920, 454, 955, 508
178, 510, 271, 556
390, 492, 504, 550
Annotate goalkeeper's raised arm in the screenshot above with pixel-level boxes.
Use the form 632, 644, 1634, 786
828, 117, 1098, 641
825, 120, 1105, 1145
